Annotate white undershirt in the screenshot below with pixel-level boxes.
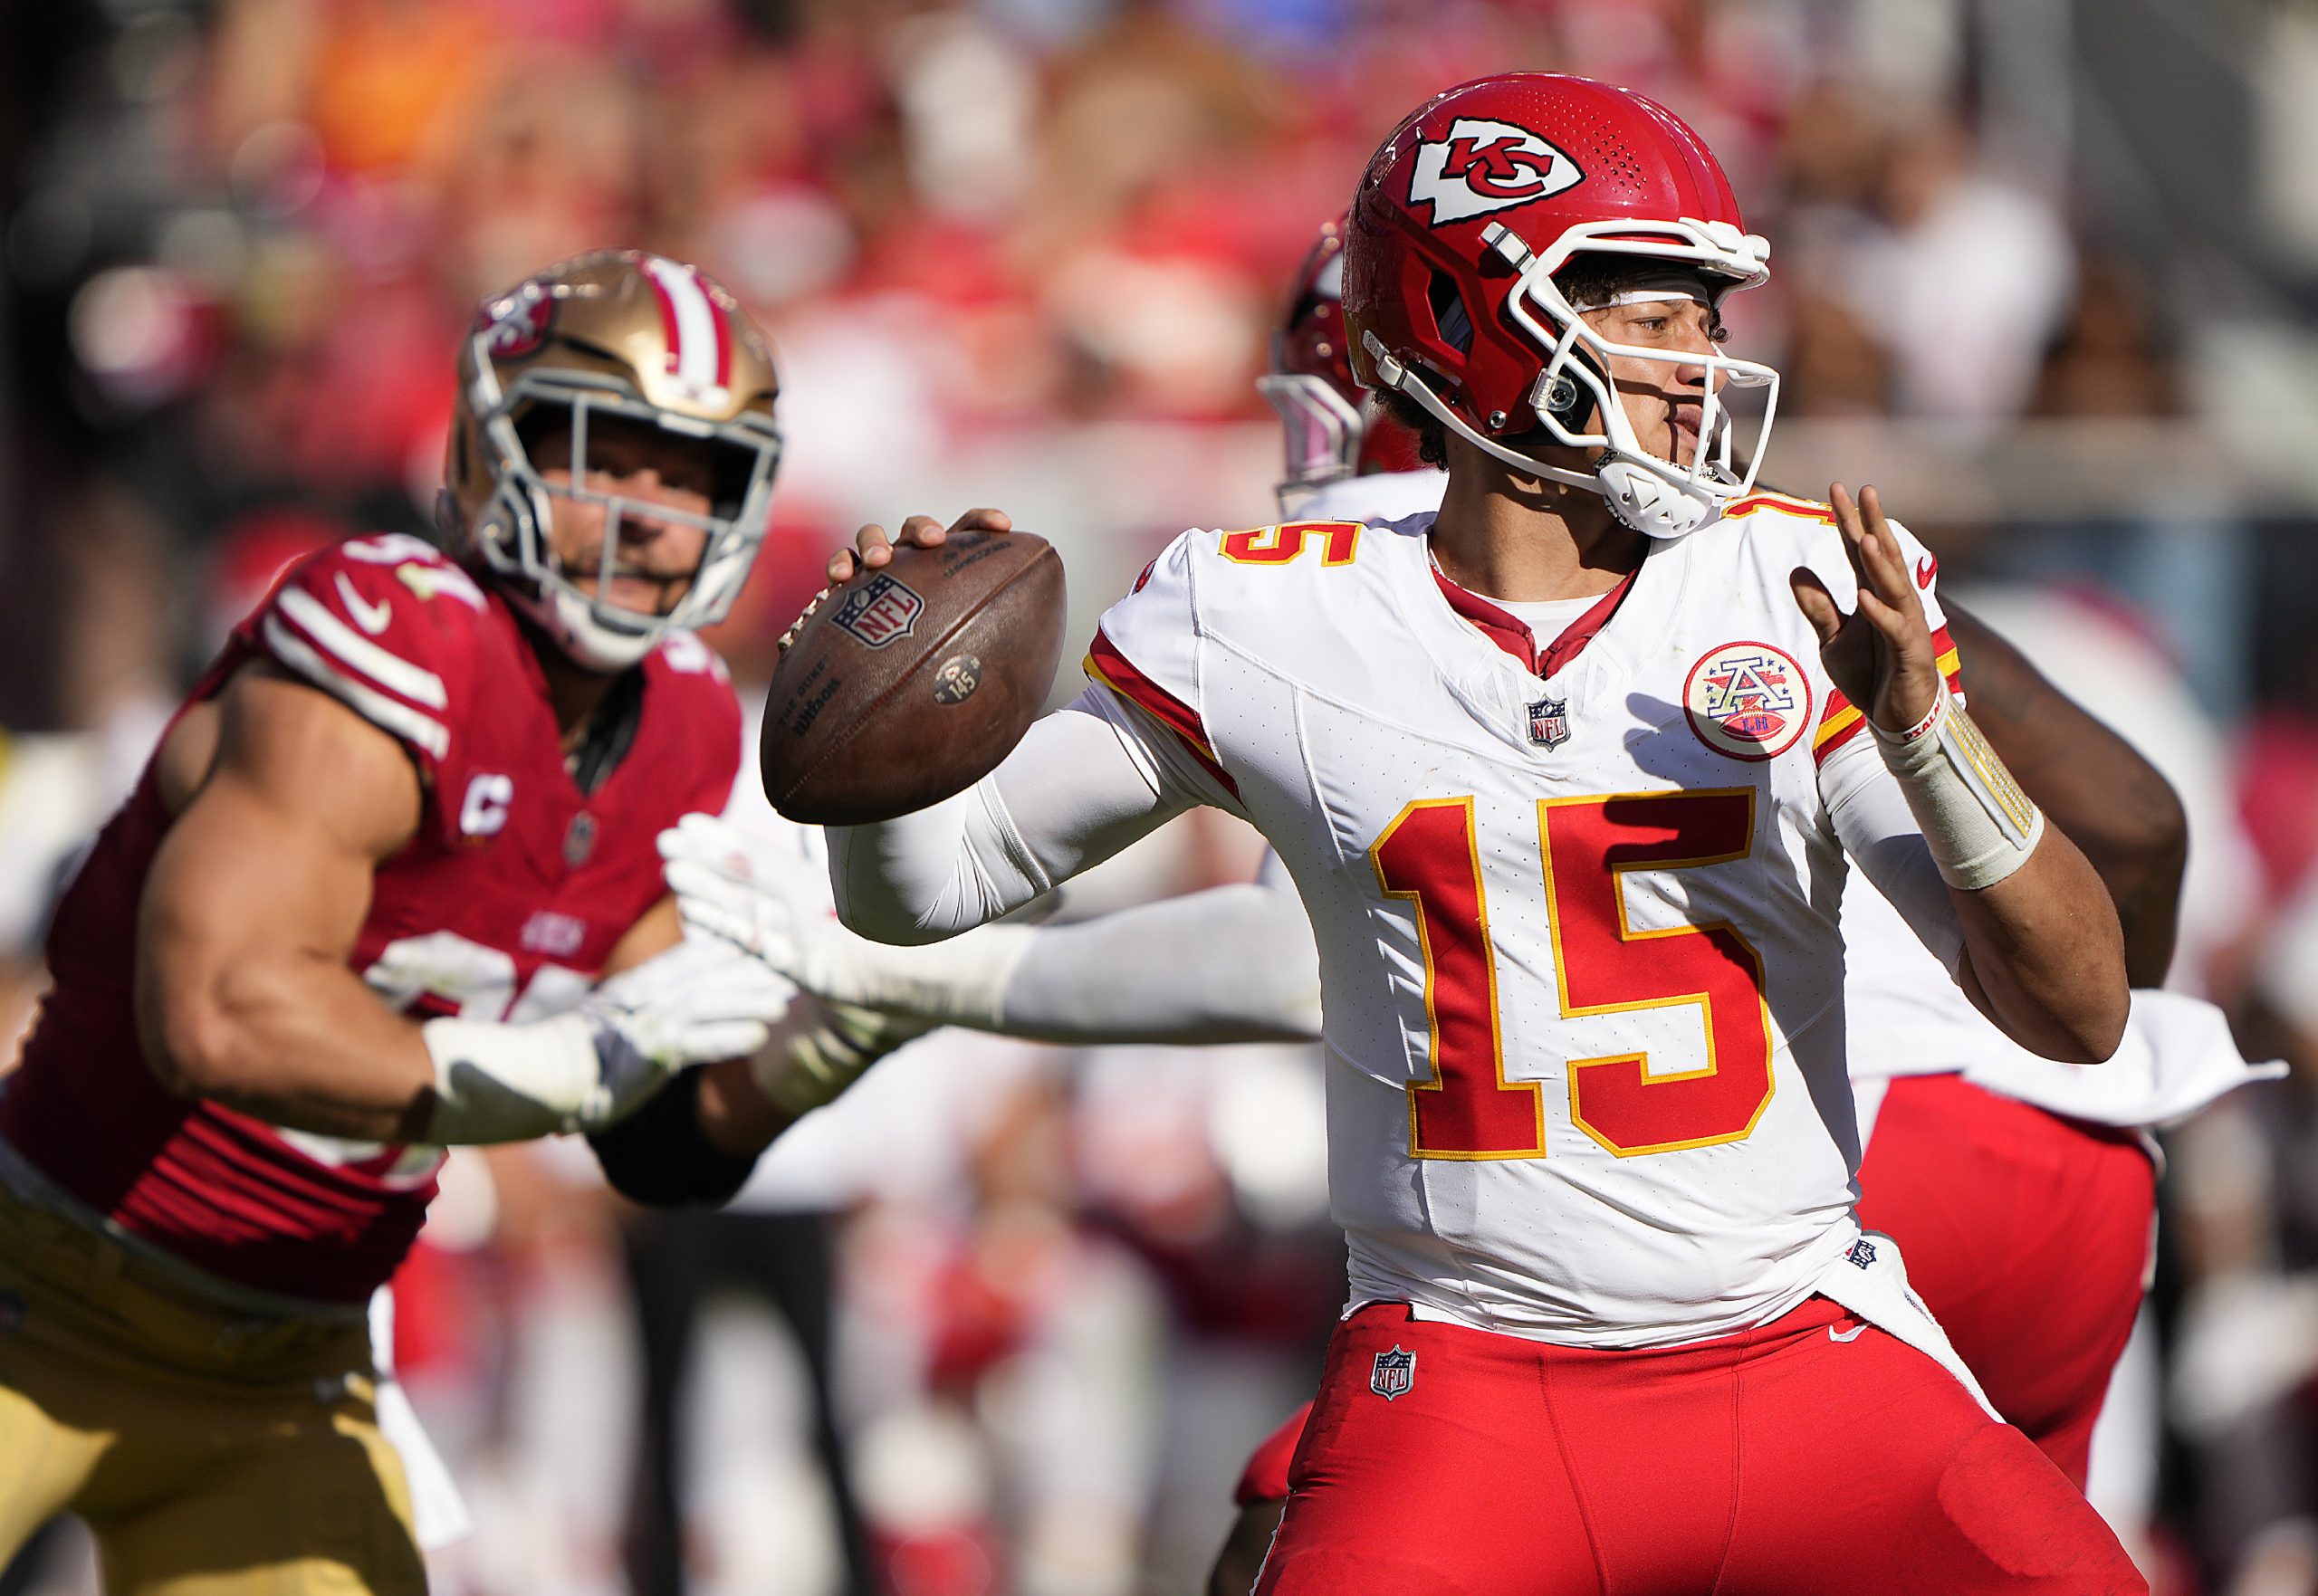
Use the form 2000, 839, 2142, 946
1488, 595, 1601, 644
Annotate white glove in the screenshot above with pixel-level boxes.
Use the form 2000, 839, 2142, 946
421, 936, 790, 1144
752, 995, 938, 1119
657, 812, 1029, 1028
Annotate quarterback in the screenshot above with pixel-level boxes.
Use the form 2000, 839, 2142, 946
803, 74, 2142, 1592
0, 251, 832, 1594
663, 210, 2273, 1591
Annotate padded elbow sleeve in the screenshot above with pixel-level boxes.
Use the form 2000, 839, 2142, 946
586, 1067, 760, 1208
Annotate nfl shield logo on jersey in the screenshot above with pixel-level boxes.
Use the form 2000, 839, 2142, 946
1526, 696, 1570, 750
832, 573, 925, 649
1370, 1346, 1416, 1400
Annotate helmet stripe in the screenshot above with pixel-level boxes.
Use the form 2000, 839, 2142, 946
641, 256, 723, 394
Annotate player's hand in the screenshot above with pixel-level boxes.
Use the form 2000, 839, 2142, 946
1788, 483, 1942, 734
575, 936, 790, 1126
656, 812, 849, 993
826, 507, 1011, 584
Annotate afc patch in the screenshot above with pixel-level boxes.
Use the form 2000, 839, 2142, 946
831, 573, 925, 649
1527, 695, 1570, 750
1683, 641, 1812, 760
1370, 1345, 1416, 1400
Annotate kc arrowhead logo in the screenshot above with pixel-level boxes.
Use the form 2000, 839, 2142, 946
1408, 119, 1583, 226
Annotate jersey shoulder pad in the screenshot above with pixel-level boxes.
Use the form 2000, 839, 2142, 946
251, 534, 495, 776
1293, 466, 1448, 526
641, 631, 743, 816
1086, 527, 1220, 778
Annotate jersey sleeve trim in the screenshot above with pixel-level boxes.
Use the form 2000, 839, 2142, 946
1814, 627, 1967, 766
1084, 628, 1239, 801
273, 585, 450, 709
260, 614, 451, 760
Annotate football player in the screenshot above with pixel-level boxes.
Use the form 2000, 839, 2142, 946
775, 74, 2151, 1591
665, 209, 2274, 1592
1203, 225, 2271, 1591
0, 250, 859, 1595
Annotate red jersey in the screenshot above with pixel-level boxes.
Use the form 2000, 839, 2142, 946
2, 533, 740, 1305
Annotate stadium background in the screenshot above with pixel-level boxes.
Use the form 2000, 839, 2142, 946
4, 0, 2318, 1592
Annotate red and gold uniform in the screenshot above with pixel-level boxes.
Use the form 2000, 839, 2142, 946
0, 533, 737, 1592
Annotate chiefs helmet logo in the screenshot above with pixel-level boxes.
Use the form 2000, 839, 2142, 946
474, 288, 553, 359
1408, 119, 1583, 226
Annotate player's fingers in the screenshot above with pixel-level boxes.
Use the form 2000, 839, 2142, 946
1827, 483, 1873, 591
896, 514, 952, 549
948, 507, 1013, 536
1788, 567, 1844, 646
1850, 485, 1913, 608
848, 522, 897, 572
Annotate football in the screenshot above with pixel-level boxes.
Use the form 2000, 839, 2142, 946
759, 530, 1068, 825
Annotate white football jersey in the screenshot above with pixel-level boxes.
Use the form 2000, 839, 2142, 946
1087, 493, 1968, 1346
1306, 475, 2275, 1134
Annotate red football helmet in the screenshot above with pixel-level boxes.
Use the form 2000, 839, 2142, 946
1255, 215, 1423, 512
1342, 73, 1778, 539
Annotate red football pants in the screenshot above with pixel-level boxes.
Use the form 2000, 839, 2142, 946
1234, 1076, 2155, 1511
1855, 1074, 2155, 1488
1252, 1299, 2143, 1596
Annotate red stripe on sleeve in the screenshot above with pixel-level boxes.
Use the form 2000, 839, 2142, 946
1085, 628, 1240, 800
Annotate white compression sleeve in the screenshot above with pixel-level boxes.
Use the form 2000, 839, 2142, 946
1820, 731, 1966, 978
828, 690, 1204, 945
991, 874, 1322, 1043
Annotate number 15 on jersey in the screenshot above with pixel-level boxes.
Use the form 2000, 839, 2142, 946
1370, 788, 1777, 1161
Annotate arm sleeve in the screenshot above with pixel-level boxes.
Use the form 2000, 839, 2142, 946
990, 855, 1321, 1043
585, 1066, 761, 1208
827, 688, 1199, 944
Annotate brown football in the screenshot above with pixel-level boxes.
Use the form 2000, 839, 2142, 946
760, 530, 1068, 825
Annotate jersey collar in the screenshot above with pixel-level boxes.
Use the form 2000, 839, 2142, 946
1428, 559, 1639, 680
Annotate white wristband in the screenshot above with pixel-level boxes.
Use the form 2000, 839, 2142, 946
1873, 686, 2045, 892
420, 1014, 601, 1144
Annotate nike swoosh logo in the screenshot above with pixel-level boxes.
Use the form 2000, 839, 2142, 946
1914, 556, 1937, 590
337, 573, 393, 635
1828, 1324, 1868, 1343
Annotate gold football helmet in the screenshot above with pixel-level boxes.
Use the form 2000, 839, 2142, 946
443, 249, 783, 671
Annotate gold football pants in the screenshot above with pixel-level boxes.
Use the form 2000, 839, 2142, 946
0, 1181, 424, 1595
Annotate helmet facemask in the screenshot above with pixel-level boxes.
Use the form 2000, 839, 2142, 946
1365, 218, 1779, 540
465, 354, 782, 673
1256, 371, 1364, 509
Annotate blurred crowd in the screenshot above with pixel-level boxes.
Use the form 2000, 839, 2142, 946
5, 1, 2318, 1594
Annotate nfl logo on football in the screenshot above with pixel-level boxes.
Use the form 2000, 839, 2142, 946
1370, 1346, 1416, 1401
833, 574, 926, 649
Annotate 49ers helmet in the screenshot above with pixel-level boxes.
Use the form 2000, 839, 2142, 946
1343, 74, 1778, 540
1255, 215, 1423, 512
444, 250, 783, 672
